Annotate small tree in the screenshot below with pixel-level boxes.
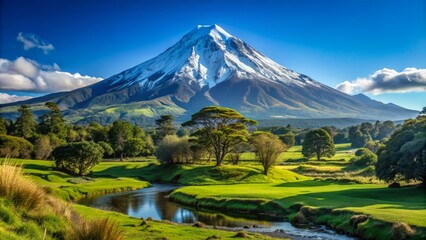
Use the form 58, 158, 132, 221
155, 115, 176, 142
52, 141, 103, 176
34, 135, 53, 159
108, 121, 134, 160
14, 105, 37, 139
228, 142, 252, 165
252, 133, 286, 175
302, 129, 335, 161
155, 135, 192, 164
182, 106, 257, 166
124, 138, 145, 158
97, 141, 114, 158
350, 148, 378, 166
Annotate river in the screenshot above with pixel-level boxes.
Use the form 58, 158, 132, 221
79, 184, 355, 240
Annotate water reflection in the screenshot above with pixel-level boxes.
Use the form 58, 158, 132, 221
79, 184, 354, 240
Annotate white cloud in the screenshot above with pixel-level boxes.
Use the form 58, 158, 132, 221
337, 68, 426, 95
16, 32, 55, 54
0, 57, 103, 93
0, 93, 32, 104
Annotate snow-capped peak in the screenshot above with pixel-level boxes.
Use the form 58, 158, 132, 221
109, 24, 318, 90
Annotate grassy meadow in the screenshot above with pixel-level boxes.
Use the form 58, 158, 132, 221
1, 143, 425, 239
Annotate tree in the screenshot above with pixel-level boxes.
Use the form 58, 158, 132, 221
143, 135, 155, 156
86, 122, 109, 142
376, 116, 426, 187
97, 141, 114, 158
278, 133, 296, 148
124, 138, 145, 158
182, 106, 257, 166
376, 120, 395, 140
252, 133, 287, 175
155, 115, 176, 142
108, 121, 134, 160
0, 135, 34, 158
228, 141, 252, 165
349, 126, 371, 148
0, 117, 7, 135
34, 135, 53, 159
38, 102, 66, 139
52, 141, 104, 176
14, 105, 37, 139
155, 135, 192, 164
302, 129, 335, 161
420, 106, 426, 115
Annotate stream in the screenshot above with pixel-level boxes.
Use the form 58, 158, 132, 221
79, 184, 355, 240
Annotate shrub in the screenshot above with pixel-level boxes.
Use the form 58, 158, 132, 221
351, 148, 377, 167
34, 135, 53, 159
0, 161, 45, 209
391, 222, 415, 240
73, 217, 124, 240
0, 135, 34, 158
52, 141, 104, 176
124, 138, 145, 158
279, 133, 296, 148
155, 135, 192, 164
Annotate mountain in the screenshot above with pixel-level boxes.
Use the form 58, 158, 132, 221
0, 25, 418, 125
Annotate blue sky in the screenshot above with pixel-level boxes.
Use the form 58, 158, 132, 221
1, 0, 425, 110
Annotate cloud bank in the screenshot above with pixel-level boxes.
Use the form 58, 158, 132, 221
337, 68, 426, 95
0, 57, 103, 93
16, 32, 55, 54
0, 93, 32, 104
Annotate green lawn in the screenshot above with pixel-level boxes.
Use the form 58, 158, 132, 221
171, 181, 426, 228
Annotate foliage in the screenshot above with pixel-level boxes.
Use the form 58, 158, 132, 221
97, 141, 114, 158
14, 105, 37, 139
228, 141, 252, 165
53, 141, 104, 176
38, 102, 67, 139
34, 135, 53, 159
279, 132, 296, 148
348, 125, 371, 148
183, 106, 257, 166
108, 120, 134, 159
0, 135, 34, 158
302, 129, 335, 161
87, 122, 109, 142
123, 138, 145, 157
350, 148, 378, 166
376, 116, 426, 186
0, 117, 6, 135
155, 135, 192, 164
363, 140, 384, 153
154, 115, 176, 142
252, 132, 287, 175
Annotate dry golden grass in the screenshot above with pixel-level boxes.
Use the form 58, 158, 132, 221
72, 217, 124, 240
0, 160, 45, 209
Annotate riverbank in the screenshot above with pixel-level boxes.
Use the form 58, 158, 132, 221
169, 181, 426, 240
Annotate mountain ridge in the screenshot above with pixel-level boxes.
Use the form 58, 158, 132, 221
0, 25, 418, 124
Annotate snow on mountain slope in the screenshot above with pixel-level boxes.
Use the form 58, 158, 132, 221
108, 24, 315, 91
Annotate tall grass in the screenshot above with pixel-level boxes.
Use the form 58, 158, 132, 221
0, 160, 45, 209
72, 217, 124, 240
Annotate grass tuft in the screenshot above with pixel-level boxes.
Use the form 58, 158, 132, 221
0, 160, 45, 209
391, 222, 415, 240
72, 217, 124, 240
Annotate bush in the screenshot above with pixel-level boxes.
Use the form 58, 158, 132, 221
124, 138, 145, 158
155, 135, 192, 164
0, 161, 45, 210
391, 222, 415, 240
52, 141, 104, 176
34, 135, 53, 159
279, 133, 296, 148
0, 135, 34, 158
351, 148, 377, 167
72, 217, 124, 240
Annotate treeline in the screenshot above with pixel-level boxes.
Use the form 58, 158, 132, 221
0, 103, 156, 160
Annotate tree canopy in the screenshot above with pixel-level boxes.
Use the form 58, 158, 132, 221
182, 106, 257, 166
252, 132, 287, 175
302, 129, 335, 161
15, 105, 37, 139
376, 116, 426, 187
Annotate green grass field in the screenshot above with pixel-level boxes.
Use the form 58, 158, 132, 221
171, 181, 426, 227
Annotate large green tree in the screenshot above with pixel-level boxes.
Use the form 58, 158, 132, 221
376, 116, 426, 187
182, 106, 257, 166
14, 105, 37, 139
38, 102, 66, 139
302, 129, 335, 161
